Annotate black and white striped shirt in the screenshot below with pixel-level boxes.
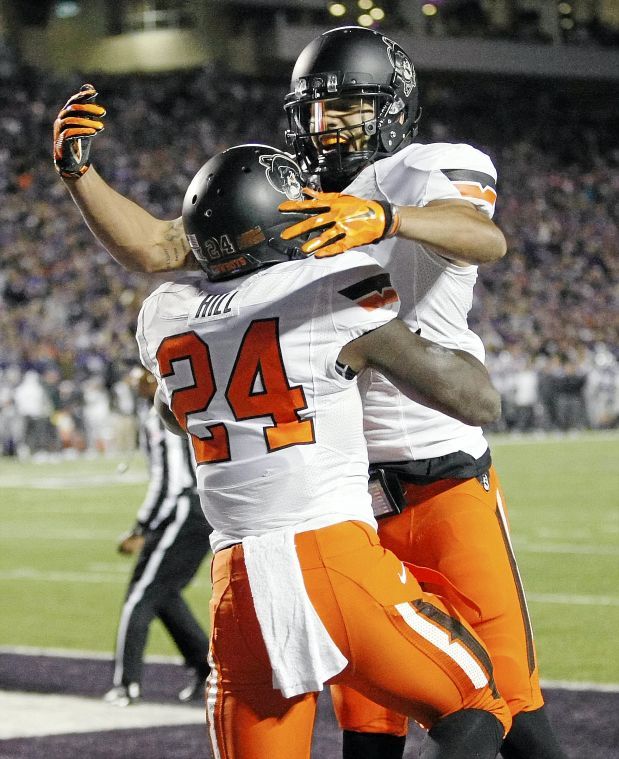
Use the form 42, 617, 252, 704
135, 404, 198, 532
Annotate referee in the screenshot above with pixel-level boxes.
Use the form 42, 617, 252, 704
103, 369, 211, 706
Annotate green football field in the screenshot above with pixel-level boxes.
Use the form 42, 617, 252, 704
1, 431, 617, 685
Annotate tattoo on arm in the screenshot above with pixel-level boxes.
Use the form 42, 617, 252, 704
155, 220, 190, 270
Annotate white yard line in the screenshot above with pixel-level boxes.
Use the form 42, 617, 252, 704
6, 569, 612, 604
0, 647, 616, 729
0, 568, 127, 584
539, 679, 619, 693
0, 473, 148, 489
513, 541, 619, 556
527, 592, 619, 607
0, 567, 210, 587
488, 430, 619, 446
0, 691, 204, 739
0, 645, 183, 664
6, 532, 616, 556
1, 527, 121, 541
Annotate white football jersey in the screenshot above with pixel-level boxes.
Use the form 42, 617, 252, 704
343, 142, 498, 461
137, 253, 399, 551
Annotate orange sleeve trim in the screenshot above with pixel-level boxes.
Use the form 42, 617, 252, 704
358, 288, 399, 312
453, 181, 497, 206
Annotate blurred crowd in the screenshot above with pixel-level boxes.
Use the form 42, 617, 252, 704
0, 51, 617, 457
281, 1, 619, 47
405, 0, 619, 46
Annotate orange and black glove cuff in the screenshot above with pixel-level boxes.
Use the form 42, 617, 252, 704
279, 188, 400, 258
53, 83, 106, 179
376, 199, 401, 240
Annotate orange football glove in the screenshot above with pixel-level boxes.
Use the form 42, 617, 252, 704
53, 83, 106, 179
279, 187, 401, 258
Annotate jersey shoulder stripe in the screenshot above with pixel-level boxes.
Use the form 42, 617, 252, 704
400, 142, 497, 176
442, 169, 497, 205
338, 272, 398, 312
442, 168, 496, 191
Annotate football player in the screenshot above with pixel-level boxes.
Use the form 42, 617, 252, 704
137, 143, 510, 758
52, 30, 565, 758
279, 26, 567, 759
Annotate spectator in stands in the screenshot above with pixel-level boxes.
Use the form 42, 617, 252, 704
13, 370, 55, 457
584, 344, 619, 428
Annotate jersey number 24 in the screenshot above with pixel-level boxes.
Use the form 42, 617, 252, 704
155, 318, 316, 464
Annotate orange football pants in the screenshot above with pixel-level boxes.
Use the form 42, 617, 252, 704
207, 520, 511, 759
331, 466, 543, 737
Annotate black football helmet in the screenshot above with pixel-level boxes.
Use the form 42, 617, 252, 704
285, 26, 421, 191
182, 144, 308, 281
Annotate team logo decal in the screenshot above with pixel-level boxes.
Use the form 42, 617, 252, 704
258, 153, 303, 200
70, 139, 83, 163
478, 472, 490, 492
339, 272, 399, 312
382, 37, 415, 97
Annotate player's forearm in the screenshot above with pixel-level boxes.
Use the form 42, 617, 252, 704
341, 320, 501, 426
63, 167, 190, 272
154, 387, 185, 435
380, 344, 501, 427
396, 202, 506, 264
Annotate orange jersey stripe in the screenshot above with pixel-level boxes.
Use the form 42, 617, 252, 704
358, 288, 399, 312
453, 181, 497, 206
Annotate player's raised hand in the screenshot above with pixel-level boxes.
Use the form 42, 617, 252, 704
279, 188, 400, 258
53, 83, 106, 179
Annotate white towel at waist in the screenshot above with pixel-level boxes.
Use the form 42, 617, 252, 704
243, 527, 348, 698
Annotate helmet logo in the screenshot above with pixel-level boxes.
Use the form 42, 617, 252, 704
382, 37, 415, 97
259, 153, 304, 200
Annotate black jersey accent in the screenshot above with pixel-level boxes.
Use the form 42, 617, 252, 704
338, 272, 393, 302
442, 168, 496, 192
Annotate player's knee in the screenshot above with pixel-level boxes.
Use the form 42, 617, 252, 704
336, 712, 408, 736
342, 730, 406, 759
420, 709, 504, 759
501, 706, 568, 759
492, 656, 540, 715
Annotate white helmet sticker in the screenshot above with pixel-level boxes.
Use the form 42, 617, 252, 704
259, 153, 304, 200
382, 36, 415, 97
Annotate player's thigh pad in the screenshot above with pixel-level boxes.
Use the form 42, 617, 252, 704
296, 522, 511, 734
207, 546, 317, 759
379, 468, 543, 715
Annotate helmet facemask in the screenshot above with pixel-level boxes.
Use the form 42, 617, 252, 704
287, 95, 376, 190
284, 27, 421, 192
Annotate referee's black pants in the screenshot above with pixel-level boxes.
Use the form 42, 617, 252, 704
112, 495, 211, 688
